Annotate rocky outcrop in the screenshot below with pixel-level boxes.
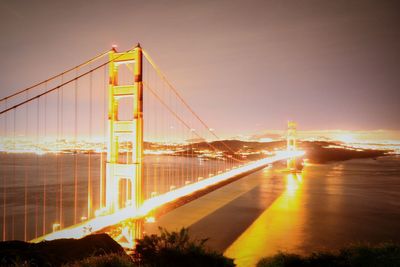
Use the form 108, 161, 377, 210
0, 233, 125, 266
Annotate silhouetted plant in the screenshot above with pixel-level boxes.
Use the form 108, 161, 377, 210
257, 243, 400, 267
65, 253, 135, 267
134, 227, 235, 267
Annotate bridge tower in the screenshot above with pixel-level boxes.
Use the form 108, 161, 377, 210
103, 44, 144, 243
287, 121, 297, 171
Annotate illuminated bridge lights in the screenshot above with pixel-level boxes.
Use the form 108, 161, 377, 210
32, 151, 304, 245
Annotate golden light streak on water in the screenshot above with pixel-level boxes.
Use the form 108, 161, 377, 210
31, 151, 304, 244
224, 171, 305, 267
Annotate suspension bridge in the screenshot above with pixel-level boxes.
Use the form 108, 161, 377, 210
0, 44, 303, 248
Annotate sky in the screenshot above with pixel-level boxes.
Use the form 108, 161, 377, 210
0, 0, 399, 138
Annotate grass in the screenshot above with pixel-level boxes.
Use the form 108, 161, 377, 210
257, 243, 400, 267
64, 253, 135, 267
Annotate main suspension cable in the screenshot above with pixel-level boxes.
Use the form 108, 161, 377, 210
0, 46, 140, 116
0, 50, 110, 103
142, 49, 242, 158
143, 82, 244, 163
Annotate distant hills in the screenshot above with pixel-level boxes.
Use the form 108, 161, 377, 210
146, 139, 389, 163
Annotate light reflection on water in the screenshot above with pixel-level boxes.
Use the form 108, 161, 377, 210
225, 171, 305, 267
224, 156, 400, 266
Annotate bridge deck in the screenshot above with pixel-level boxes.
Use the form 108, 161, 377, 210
32, 151, 303, 243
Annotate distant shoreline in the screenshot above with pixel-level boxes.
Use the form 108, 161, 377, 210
0, 140, 393, 164
300, 141, 390, 164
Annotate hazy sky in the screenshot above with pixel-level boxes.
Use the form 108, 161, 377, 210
1, 0, 399, 137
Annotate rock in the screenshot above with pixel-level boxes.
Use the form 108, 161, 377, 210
0, 233, 125, 266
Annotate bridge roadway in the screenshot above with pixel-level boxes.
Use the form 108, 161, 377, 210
32, 151, 303, 249
145, 153, 304, 267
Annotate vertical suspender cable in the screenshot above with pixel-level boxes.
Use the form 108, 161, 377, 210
35, 98, 39, 238
88, 71, 93, 218
100, 66, 106, 209
144, 63, 148, 199
42, 91, 47, 236
154, 73, 158, 195
12, 109, 16, 240
56, 79, 60, 226
24, 92, 28, 241
167, 82, 171, 190
74, 72, 78, 224
60, 75, 64, 228
179, 96, 183, 186
2, 100, 7, 241
190, 132, 193, 183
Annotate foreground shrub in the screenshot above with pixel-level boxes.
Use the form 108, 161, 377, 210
133, 227, 235, 267
64, 253, 135, 267
257, 243, 400, 267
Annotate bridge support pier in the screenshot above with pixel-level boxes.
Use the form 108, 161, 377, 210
112, 219, 143, 248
